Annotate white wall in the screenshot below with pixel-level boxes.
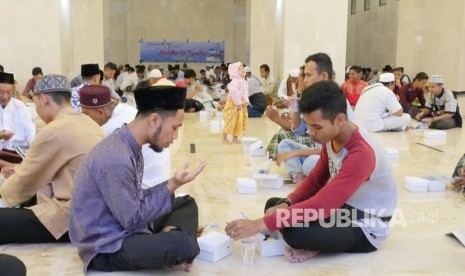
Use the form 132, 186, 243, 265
0, 0, 104, 92
233, 0, 248, 64
0, 0, 61, 90
248, 0, 348, 84
68, 0, 105, 76
346, 0, 465, 91
248, 0, 277, 78
396, 0, 465, 91
282, 0, 348, 84
346, 0, 399, 71
104, 0, 244, 66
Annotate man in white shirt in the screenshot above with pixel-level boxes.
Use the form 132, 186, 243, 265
79, 84, 171, 188
245, 67, 266, 117
205, 65, 215, 81
101, 62, 117, 94
277, 68, 300, 100
260, 64, 277, 104
114, 64, 131, 91
354, 73, 411, 132
136, 69, 163, 89
121, 66, 145, 92
0, 72, 35, 152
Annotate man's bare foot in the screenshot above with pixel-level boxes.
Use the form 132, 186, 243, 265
164, 262, 193, 272
232, 138, 241, 144
285, 247, 319, 263
223, 138, 232, 145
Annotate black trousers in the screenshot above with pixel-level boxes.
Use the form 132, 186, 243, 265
184, 99, 204, 112
0, 254, 27, 276
265, 198, 377, 253
0, 208, 70, 244
89, 195, 200, 272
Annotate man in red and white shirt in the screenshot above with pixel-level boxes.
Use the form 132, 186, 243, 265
226, 80, 397, 263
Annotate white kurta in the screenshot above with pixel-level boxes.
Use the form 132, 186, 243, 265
0, 98, 36, 150
354, 83, 409, 132
277, 78, 297, 100
120, 72, 141, 92
101, 103, 171, 188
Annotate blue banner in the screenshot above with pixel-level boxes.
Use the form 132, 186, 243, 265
140, 41, 225, 63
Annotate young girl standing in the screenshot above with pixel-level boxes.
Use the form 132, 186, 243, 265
222, 62, 249, 144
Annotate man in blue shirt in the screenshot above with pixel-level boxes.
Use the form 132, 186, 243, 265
69, 84, 207, 273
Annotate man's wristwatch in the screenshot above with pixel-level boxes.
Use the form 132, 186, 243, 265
276, 198, 292, 207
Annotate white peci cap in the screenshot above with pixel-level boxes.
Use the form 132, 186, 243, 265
289, 68, 300, 78
148, 69, 162, 78
379, 72, 395, 83
429, 74, 443, 84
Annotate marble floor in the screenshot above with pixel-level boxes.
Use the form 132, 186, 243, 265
1, 95, 465, 276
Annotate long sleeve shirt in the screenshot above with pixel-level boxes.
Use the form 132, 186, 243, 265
120, 72, 141, 92
69, 124, 174, 272
398, 83, 426, 111
277, 78, 297, 100
0, 107, 104, 239
71, 83, 85, 112
261, 76, 277, 98
101, 103, 171, 188
0, 98, 36, 150
227, 63, 249, 106
263, 126, 397, 247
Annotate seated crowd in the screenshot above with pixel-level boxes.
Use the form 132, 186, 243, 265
0, 53, 463, 275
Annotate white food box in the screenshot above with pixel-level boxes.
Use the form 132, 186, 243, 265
384, 147, 399, 159
242, 137, 258, 153
237, 177, 257, 194
255, 232, 286, 257
424, 130, 447, 139
199, 110, 208, 122
249, 140, 265, 157
210, 120, 221, 133
404, 177, 428, 193
422, 176, 446, 192
197, 232, 234, 262
216, 110, 224, 118
253, 173, 284, 189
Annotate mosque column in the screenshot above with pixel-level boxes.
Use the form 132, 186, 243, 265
396, 0, 465, 91
247, 0, 348, 83
62, 0, 105, 76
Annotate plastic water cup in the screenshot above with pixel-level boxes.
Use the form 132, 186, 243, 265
210, 120, 221, 133
420, 119, 429, 129
199, 111, 208, 122
241, 239, 255, 264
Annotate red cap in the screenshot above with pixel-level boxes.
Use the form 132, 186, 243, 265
79, 85, 112, 108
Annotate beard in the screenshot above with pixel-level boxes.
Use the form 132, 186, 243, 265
149, 125, 164, 153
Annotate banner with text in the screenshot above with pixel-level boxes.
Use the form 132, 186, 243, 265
140, 41, 224, 63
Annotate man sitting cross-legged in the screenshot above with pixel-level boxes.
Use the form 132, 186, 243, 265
225, 80, 397, 263
0, 74, 104, 244
69, 84, 207, 273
